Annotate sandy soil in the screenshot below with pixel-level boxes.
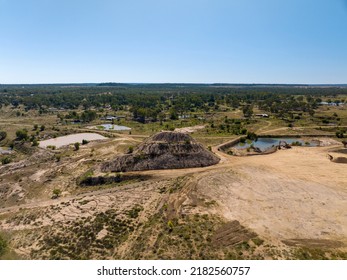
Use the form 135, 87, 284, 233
175, 125, 205, 133
193, 146, 347, 245
0, 179, 165, 231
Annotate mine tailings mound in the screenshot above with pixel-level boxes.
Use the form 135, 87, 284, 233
101, 131, 220, 172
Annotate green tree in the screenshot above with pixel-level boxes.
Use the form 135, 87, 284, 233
81, 110, 97, 123
158, 112, 166, 125
169, 108, 178, 120
246, 131, 258, 141
242, 105, 253, 118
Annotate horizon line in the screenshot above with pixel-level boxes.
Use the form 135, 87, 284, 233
1, 82, 347, 87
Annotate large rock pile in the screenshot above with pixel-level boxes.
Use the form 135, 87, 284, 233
101, 131, 220, 172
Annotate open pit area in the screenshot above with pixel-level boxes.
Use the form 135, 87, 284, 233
0, 131, 346, 260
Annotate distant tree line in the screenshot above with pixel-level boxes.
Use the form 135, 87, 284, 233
0, 85, 346, 122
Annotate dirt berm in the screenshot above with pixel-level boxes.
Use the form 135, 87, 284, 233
101, 131, 220, 172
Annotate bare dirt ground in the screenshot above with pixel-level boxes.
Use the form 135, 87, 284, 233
175, 125, 205, 133
199, 147, 347, 245
0, 134, 346, 259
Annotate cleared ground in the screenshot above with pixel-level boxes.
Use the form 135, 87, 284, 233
200, 147, 347, 245
0, 132, 346, 259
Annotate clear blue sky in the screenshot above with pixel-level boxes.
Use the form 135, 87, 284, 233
0, 0, 346, 84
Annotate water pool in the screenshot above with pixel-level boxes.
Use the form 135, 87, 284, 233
234, 138, 318, 151
98, 124, 131, 131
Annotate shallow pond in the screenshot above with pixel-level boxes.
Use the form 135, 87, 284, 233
234, 138, 318, 151
39, 133, 107, 148
97, 124, 131, 131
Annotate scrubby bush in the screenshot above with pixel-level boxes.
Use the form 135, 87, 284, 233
74, 142, 80, 151
167, 220, 174, 232
0, 131, 7, 141
55, 154, 61, 162
32, 139, 39, 146
336, 131, 345, 138
0, 234, 7, 256
52, 189, 62, 199
16, 129, 28, 141
240, 128, 248, 134
246, 132, 258, 141
291, 141, 303, 146
1, 157, 11, 165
